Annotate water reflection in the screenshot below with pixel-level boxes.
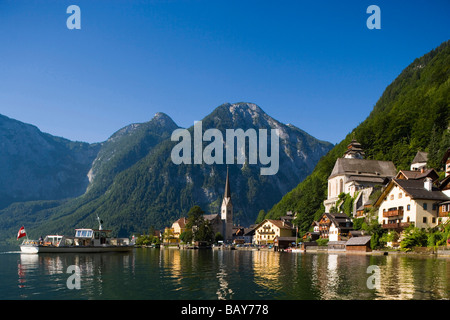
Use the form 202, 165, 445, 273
10, 250, 450, 300
216, 251, 233, 300
252, 250, 282, 294
16, 252, 136, 299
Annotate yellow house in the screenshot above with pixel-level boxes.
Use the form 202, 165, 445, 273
172, 217, 188, 238
254, 219, 294, 245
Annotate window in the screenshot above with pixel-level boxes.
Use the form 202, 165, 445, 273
390, 194, 394, 200
432, 204, 437, 210
398, 193, 402, 199
432, 217, 436, 224
423, 217, 427, 223
407, 205, 410, 211
424, 203, 428, 210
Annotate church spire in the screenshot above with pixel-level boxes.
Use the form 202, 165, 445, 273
224, 166, 231, 199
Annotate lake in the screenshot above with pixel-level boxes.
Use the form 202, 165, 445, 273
0, 248, 449, 300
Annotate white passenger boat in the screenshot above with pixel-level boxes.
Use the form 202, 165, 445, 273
20, 217, 134, 254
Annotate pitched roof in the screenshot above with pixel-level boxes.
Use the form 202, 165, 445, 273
396, 169, 439, 182
375, 179, 450, 205
394, 179, 449, 201
173, 217, 187, 228
203, 213, 221, 221
224, 167, 231, 199
256, 219, 294, 231
329, 158, 397, 180
441, 148, 450, 164
322, 213, 353, 230
346, 236, 371, 246
412, 151, 428, 164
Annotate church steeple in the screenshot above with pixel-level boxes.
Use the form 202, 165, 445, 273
221, 167, 233, 242
224, 167, 232, 202
343, 139, 365, 159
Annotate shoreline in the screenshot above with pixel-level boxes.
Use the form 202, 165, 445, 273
138, 244, 450, 257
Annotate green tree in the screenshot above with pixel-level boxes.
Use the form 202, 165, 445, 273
255, 210, 266, 224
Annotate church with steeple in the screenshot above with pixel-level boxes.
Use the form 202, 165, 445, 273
323, 139, 397, 215
200, 167, 234, 243
221, 168, 233, 242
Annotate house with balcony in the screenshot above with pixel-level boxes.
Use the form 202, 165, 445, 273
375, 177, 450, 230
254, 219, 295, 245
317, 212, 353, 242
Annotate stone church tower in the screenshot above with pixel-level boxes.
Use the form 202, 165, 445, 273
221, 168, 233, 242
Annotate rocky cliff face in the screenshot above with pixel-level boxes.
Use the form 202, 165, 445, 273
0, 114, 100, 208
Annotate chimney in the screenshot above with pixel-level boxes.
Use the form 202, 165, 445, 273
424, 177, 433, 192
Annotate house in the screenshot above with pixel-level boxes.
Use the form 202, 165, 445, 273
345, 236, 372, 252
396, 168, 439, 182
438, 200, 450, 220
410, 151, 428, 171
441, 147, 450, 177
274, 236, 298, 250
375, 178, 450, 230
317, 212, 353, 242
172, 217, 188, 239
232, 226, 254, 244
254, 219, 295, 245
324, 139, 397, 215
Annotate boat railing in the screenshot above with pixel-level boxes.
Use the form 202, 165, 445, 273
21, 239, 40, 246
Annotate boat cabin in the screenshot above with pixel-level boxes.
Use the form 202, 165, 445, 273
43, 235, 64, 246
74, 228, 112, 246
73, 228, 131, 246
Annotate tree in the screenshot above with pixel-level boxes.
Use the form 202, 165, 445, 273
255, 210, 266, 224
195, 220, 215, 243
180, 230, 193, 244
215, 232, 224, 243
186, 205, 205, 230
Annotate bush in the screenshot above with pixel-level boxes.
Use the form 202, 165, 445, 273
316, 238, 329, 246
400, 226, 428, 251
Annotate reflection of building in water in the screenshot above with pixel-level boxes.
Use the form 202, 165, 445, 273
215, 251, 233, 300
160, 248, 183, 285
252, 251, 281, 291
310, 253, 342, 299
376, 256, 413, 299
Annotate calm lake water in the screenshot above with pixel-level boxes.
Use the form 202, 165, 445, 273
0, 248, 449, 300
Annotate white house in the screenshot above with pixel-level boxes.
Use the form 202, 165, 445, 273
375, 178, 450, 230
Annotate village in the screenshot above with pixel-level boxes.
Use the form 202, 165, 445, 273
137, 140, 450, 255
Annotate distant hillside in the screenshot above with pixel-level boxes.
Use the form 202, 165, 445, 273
0, 114, 100, 208
0, 103, 332, 245
266, 40, 450, 232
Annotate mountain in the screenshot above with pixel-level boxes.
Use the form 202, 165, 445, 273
86, 112, 179, 195
266, 39, 450, 232
0, 114, 100, 209
0, 103, 332, 244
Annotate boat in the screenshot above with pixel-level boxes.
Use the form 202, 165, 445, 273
20, 217, 135, 254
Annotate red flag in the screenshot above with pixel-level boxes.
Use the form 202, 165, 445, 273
17, 226, 27, 240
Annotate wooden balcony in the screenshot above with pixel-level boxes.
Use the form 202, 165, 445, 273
382, 222, 410, 229
438, 211, 449, 218
383, 209, 404, 218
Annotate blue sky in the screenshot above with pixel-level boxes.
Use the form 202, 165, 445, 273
0, 0, 449, 144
